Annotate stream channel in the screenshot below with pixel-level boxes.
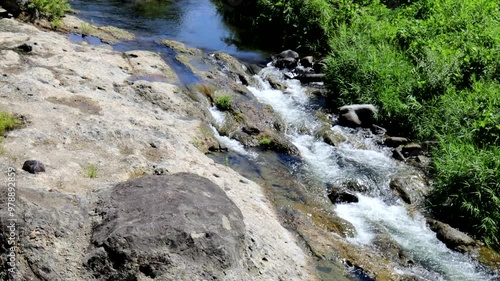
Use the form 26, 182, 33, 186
68, 0, 499, 280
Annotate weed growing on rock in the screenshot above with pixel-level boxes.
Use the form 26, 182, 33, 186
215, 96, 232, 111
84, 164, 98, 178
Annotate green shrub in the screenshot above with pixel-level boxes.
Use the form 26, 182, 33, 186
28, 0, 70, 23
430, 138, 500, 248
215, 96, 232, 111
0, 112, 21, 136
85, 164, 98, 178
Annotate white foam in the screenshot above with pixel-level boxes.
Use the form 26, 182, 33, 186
209, 106, 226, 127
210, 126, 257, 159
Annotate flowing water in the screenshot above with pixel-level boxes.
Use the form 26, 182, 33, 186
245, 66, 497, 281
69, 0, 498, 279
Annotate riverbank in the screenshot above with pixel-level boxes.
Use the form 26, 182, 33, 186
0, 17, 317, 280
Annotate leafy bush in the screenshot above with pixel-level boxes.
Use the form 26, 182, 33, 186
28, 0, 70, 23
215, 96, 232, 111
212, 0, 353, 51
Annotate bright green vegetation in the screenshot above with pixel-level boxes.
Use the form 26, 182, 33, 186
259, 137, 272, 146
85, 164, 98, 178
215, 0, 500, 248
215, 95, 232, 111
28, 0, 70, 25
0, 112, 21, 136
0, 112, 21, 155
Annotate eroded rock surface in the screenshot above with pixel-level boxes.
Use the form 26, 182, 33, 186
87, 173, 246, 280
0, 18, 316, 281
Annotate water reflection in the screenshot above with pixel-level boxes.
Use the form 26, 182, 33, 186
70, 0, 267, 62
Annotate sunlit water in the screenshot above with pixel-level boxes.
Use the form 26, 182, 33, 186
70, 0, 267, 62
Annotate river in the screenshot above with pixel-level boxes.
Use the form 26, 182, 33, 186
68, 0, 499, 280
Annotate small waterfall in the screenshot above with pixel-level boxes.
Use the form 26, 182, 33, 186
247, 66, 497, 281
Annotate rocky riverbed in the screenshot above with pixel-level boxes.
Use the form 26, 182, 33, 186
0, 18, 317, 280
0, 14, 499, 281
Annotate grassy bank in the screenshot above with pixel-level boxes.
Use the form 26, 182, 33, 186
214, 0, 500, 248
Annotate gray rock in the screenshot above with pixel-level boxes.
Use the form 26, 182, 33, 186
389, 170, 429, 204
392, 148, 405, 161
327, 189, 359, 204
274, 49, 299, 60
427, 219, 477, 252
338, 104, 377, 128
0, 0, 28, 17
86, 173, 246, 280
313, 61, 327, 73
402, 143, 422, 157
300, 56, 313, 68
296, 73, 325, 83
0, 187, 89, 281
384, 136, 409, 148
274, 57, 297, 69
22, 160, 45, 174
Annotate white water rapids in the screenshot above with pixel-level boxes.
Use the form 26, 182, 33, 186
243, 66, 497, 281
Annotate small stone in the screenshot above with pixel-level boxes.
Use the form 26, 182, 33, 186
402, 143, 422, 157
384, 137, 409, 148
17, 43, 33, 53
328, 190, 359, 204
299, 56, 313, 68
22, 160, 46, 174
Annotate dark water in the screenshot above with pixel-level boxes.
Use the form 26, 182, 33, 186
69, 0, 268, 63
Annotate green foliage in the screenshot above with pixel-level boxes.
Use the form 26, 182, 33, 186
212, 0, 354, 51
215, 96, 232, 111
0, 112, 21, 136
28, 0, 70, 23
259, 137, 272, 146
324, 0, 500, 247
430, 138, 500, 247
215, 0, 500, 247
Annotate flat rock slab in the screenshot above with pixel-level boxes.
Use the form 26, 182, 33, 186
87, 173, 246, 280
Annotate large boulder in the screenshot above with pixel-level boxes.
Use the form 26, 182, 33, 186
337, 104, 377, 128
86, 173, 246, 280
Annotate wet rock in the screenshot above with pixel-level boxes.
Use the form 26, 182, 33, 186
300, 56, 314, 68
402, 143, 422, 157
274, 49, 299, 60
242, 126, 260, 135
372, 232, 414, 267
426, 219, 477, 252
371, 124, 387, 135
327, 189, 359, 204
383, 136, 409, 148
275, 57, 297, 69
389, 170, 429, 204
22, 160, 45, 174
313, 61, 327, 73
272, 49, 299, 70
392, 148, 405, 161
317, 125, 347, 147
338, 104, 377, 128
87, 173, 246, 280
296, 73, 325, 83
